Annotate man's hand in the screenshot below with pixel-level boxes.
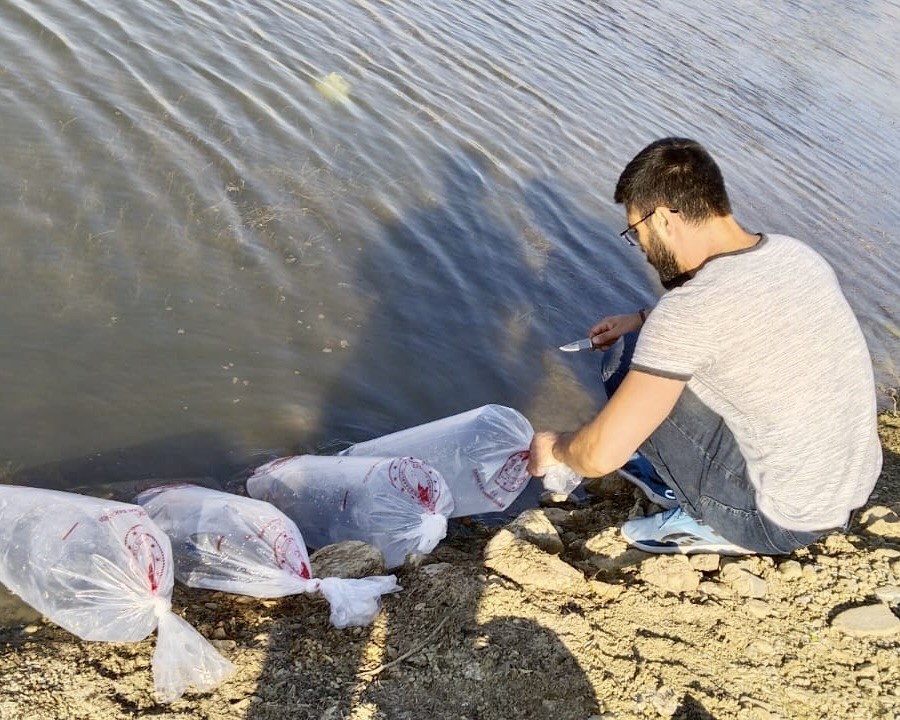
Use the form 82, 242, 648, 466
589, 312, 645, 350
527, 431, 562, 476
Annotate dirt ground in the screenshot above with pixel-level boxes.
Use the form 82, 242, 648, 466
1, 414, 898, 720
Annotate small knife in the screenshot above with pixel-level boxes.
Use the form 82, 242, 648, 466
558, 337, 594, 352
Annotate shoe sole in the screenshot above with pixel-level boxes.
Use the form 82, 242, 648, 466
616, 468, 679, 509
619, 526, 752, 555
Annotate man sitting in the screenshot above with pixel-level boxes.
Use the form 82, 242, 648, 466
528, 138, 882, 554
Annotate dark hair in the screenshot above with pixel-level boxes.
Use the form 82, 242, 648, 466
614, 138, 732, 222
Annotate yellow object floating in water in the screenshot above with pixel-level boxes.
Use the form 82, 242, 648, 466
316, 72, 351, 104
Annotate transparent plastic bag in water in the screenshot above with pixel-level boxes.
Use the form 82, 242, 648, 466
136, 484, 400, 628
247, 455, 453, 568
0, 485, 234, 702
340, 404, 535, 517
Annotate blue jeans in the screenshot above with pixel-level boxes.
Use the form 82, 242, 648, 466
602, 333, 822, 554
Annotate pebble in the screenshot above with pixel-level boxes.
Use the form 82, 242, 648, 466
588, 580, 623, 600
744, 639, 776, 658
582, 474, 632, 497
720, 565, 768, 598
640, 556, 700, 594
310, 541, 386, 578
822, 534, 855, 554
831, 604, 900, 637
801, 564, 821, 581
688, 554, 720, 572
854, 662, 879, 679
698, 580, 732, 598
777, 560, 803, 579
874, 585, 900, 603
739, 697, 776, 720
745, 599, 773, 618
541, 507, 571, 527
873, 547, 900, 559
419, 562, 453, 577
507, 509, 565, 555
734, 556, 774, 575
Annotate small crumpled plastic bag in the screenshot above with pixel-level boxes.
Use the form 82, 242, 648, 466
0, 485, 235, 703
135, 484, 401, 628
540, 464, 584, 498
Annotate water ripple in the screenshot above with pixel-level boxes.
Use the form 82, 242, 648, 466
0, 0, 896, 474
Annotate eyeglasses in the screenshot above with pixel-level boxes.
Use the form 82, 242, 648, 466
619, 208, 679, 246
619, 211, 654, 246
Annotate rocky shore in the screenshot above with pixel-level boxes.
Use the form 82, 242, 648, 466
1, 414, 898, 720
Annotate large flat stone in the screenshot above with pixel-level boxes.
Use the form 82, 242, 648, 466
483, 528, 588, 594
831, 604, 900, 637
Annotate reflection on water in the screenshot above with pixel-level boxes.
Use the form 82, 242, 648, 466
0, 0, 897, 488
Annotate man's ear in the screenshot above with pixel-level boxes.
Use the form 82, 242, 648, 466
651, 206, 676, 238
657, 206, 680, 224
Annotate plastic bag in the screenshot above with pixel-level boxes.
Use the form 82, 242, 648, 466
0, 485, 234, 703
340, 404, 537, 516
247, 455, 453, 568
540, 464, 584, 498
136, 484, 401, 628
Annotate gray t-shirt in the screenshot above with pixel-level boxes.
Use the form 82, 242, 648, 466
632, 234, 881, 531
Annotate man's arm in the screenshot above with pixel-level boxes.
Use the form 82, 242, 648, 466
529, 369, 686, 478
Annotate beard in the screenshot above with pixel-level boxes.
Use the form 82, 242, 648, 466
645, 227, 691, 290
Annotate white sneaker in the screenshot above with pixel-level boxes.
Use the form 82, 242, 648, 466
620, 507, 753, 555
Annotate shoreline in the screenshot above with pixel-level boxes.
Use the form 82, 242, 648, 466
1, 413, 898, 720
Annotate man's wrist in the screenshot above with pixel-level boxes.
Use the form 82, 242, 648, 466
551, 431, 574, 465
638, 308, 648, 323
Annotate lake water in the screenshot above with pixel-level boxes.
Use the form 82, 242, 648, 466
1, 0, 898, 491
